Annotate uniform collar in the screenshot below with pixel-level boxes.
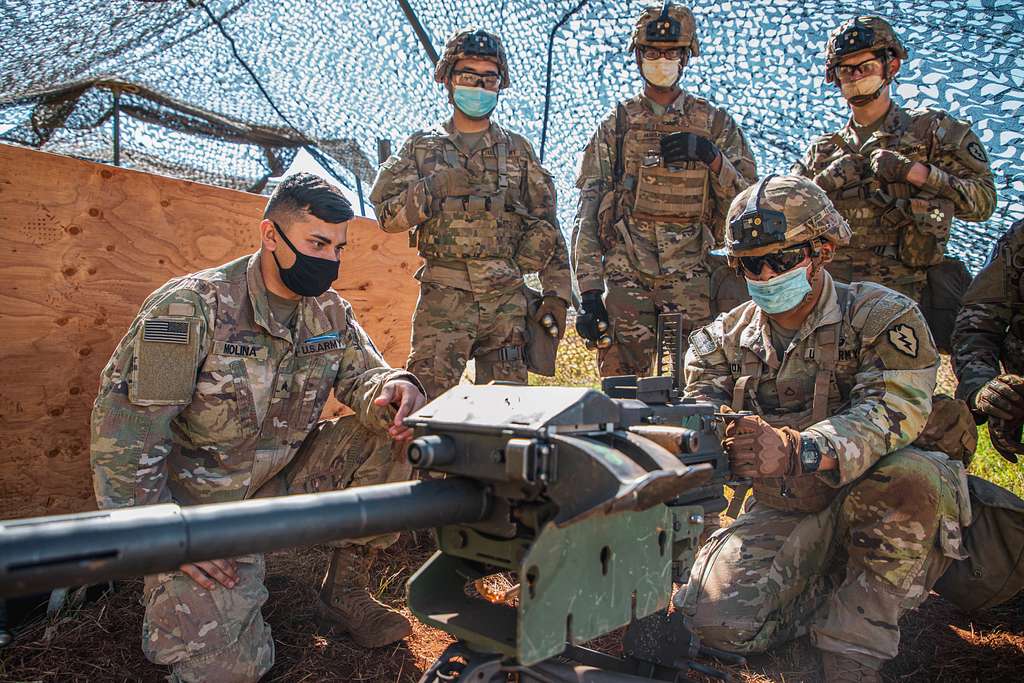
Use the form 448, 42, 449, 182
247, 252, 336, 344
639, 88, 689, 114
740, 271, 841, 362
840, 101, 906, 149
442, 117, 501, 157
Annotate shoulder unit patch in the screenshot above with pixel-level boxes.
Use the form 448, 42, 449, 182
887, 323, 919, 358
688, 327, 719, 356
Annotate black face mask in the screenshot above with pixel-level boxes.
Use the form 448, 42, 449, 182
271, 222, 339, 297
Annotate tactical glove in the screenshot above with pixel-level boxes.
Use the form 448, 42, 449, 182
720, 406, 801, 478
575, 290, 609, 342
660, 132, 720, 167
915, 395, 978, 465
988, 417, 1024, 464
972, 374, 1024, 422
425, 167, 473, 199
813, 154, 864, 193
534, 295, 568, 340
869, 149, 916, 183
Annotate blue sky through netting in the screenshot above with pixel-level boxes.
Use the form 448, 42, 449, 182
2, 0, 1022, 270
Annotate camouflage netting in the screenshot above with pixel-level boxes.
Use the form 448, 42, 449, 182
2, 0, 1021, 270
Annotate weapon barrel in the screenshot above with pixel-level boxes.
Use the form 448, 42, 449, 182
0, 478, 490, 599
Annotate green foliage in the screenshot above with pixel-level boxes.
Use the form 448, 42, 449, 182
971, 424, 1024, 499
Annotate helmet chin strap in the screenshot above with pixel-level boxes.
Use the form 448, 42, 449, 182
847, 79, 890, 107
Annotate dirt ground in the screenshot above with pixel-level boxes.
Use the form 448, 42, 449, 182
1, 533, 1022, 683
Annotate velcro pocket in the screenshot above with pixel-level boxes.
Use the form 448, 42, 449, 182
130, 316, 202, 406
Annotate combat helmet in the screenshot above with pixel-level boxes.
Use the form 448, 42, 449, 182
434, 28, 510, 90
628, 3, 700, 57
824, 16, 908, 83
722, 175, 851, 258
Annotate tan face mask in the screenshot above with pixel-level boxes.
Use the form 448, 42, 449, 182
840, 73, 886, 100
641, 58, 682, 88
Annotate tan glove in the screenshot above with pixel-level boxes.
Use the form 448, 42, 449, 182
813, 154, 864, 193
720, 406, 801, 478
869, 149, 916, 183
425, 167, 472, 199
915, 395, 978, 465
989, 417, 1024, 464
534, 295, 567, 340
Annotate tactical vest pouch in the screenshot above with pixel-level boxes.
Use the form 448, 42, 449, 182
920, 257, 972, 354
418, 197, 514, 260
522, 285, 558, 376
933, 475, 1024, 612
632, 162, 708, 220
752, 475, 839, 514
899, 197, 954, 268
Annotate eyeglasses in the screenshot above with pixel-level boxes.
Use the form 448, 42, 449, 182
452, 69, 501, 90
640, 46, 684, 60
834, 57, 882, 80
739, 244, 812, 275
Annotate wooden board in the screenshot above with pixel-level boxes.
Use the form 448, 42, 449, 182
0, 144, 419, 518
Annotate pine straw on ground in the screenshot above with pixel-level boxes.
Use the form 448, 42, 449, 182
2, 534, 1022, 682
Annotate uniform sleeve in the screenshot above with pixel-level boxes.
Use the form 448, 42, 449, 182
369, 135, 431, 233
952, 232, 1018, 403
571, 118, 615, 293
708, 113, 757, 235
790, 139, 819, 178
514, 140, 572, 303
90, 287, 214, 509
920, 121, 996, 222
332, 303, 426, 424
682, 319, 734, 406
805, 302, 938, 487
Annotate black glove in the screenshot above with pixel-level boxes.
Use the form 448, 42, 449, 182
989, 417, 1024, 464
972, 374, 1024, 422
575, 290, 609, 342
660, 132, 719, 166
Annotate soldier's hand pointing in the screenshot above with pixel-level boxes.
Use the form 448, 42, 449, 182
375, 379, 426, 442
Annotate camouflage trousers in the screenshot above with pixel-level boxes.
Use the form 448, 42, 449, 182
680, 447, 969, 665
599, 254, 712, 377
141, 416, 410, 682
407, 281, 528, 400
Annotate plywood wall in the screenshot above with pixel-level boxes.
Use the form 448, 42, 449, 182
0, 144, 419, 518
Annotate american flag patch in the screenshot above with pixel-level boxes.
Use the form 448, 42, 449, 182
143, 318, 190, 344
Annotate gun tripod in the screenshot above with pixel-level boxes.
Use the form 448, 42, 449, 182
418, 611, 744, 682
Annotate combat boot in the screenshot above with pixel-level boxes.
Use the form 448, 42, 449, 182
820, 650, 881, 683
316, 546, 412, 648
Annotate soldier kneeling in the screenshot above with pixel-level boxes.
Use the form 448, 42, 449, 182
677, 175, 970, 682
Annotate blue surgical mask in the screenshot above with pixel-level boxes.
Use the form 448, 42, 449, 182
745, 265, 812, 314
453, 85, 498, 119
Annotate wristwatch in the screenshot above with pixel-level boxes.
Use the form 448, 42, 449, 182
799, 435, 822, 473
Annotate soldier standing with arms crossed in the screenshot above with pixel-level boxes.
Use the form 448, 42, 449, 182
370, 29, 571, 399
678, 175, 970, 682
91, 174, 426, 682
573, 2, 756, 376
793, 16, 996, 351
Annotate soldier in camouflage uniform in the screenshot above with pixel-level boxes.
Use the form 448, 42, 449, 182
369, 28, 571, 399
793, 16, 996, 352
952, 218, 1024, 463
573, 3, 757, 376
91, 174, 427, 682
677, 175, 970, 682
